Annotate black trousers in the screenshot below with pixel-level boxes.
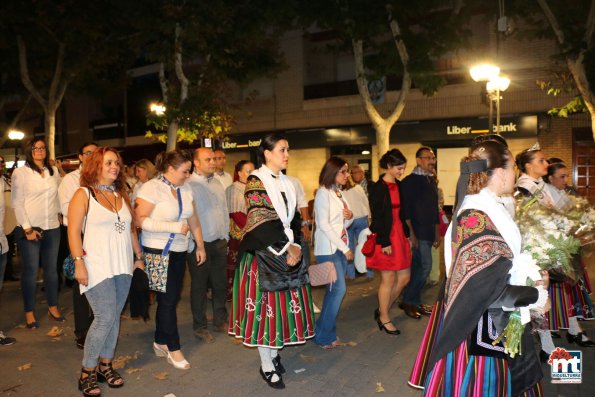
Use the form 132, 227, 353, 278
187, 239, 228, 329
73, 281, 94, 337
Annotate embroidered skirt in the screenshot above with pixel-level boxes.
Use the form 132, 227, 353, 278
548, 277, 594, 331
421, 339, 543, 397
228, 251, 315, 347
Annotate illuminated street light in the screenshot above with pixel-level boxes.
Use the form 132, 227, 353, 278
8, 129, 25, 141
8, 129, 25, 167
486, 75, 510, 134
470, 64, 500, 82
149, 103, 166, 116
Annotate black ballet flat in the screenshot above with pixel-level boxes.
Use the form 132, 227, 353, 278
567, 332, 595, 347
259, 368, 285, 389
272, 355, 286, 374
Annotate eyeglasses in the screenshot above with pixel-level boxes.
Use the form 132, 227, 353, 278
32, 146, 47, 152
82, 151, 94, 156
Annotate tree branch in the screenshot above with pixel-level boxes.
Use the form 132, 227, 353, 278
174, 23, 189, 105
586, 0, 595, 47
385, 6, 411, 127
352, 39, 383, 127
536, 0, 566, 46
17, 36, 48, 110
48, 43, 66, 106
8, 95, 32, 129
158, 63, 168, 103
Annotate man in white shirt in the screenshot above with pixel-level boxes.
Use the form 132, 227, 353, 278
187, 148, 229, 343
58, 142, 97, 349
213, 149, 233, 190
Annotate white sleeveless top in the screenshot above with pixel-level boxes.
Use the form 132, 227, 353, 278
79, 188, 133, 294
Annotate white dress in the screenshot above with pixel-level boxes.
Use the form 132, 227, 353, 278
79, 188, 133, 294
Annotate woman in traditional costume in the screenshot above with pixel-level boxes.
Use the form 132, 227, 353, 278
228, 133, 315, 389
225, 160, 255, 300
410, 140, 546, 396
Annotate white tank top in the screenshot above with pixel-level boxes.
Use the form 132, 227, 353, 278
79, 188, 133, 294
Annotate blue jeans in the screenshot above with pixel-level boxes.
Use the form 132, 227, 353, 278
346, 216, 373, 279
402, 240, 433, 306
83, 274, 132, 368
17, 227, 61, 312
313, 250, 347, 346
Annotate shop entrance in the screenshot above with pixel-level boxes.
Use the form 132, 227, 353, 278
330, 145, 373, 180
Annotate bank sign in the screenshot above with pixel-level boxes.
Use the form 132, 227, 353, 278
390, 114, 538, 143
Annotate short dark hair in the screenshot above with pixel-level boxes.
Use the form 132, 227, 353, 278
155, 149, 192, 173
78, 142, 98, 155
547, 157, 564, 164
318, 156, 348, 188
515, 148, 542, 173
416, 146, 433, 158
258, 132, 288, 166
379, 149, 407, 169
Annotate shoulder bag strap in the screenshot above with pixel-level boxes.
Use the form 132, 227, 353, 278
162, 188, 183, 256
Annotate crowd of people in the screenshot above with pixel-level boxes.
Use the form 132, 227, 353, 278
0, 132, 593, 396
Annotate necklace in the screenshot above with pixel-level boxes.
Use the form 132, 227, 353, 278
96, 183, 117, 193
96, 188, 126, 233
159, 175, 180, 189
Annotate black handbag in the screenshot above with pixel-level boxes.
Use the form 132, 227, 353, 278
256, 249, 308, 292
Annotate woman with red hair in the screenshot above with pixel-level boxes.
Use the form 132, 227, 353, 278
68, 147, 143, 397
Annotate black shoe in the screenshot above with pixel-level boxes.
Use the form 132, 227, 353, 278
79, 367, 101, 397
374, 308, 380, 321
259, 368, 285, 389
376, 318, 401, 335
48, 310, 67, 322
0, 332, 16, 346
76, 334, 86, 350
567, 332, 595, 347
540, 350, 550, 363
550, 331, 561, 339
272, 355, 286, 374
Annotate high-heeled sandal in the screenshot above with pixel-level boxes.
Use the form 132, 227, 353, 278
97, 362, 124, 388
153, 342, 168, 357
167, 351, 190, 370
78, 367, 101, 397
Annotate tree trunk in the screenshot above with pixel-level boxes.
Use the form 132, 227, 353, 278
45, 111, 56, 160
166, 120, 179, 151
567, 57, 595, 141
375, 121, 391, 159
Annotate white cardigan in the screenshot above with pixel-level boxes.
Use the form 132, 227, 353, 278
314, 186, 353, 255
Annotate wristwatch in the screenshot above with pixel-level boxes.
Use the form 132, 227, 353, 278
301, 220, 310, 227
25, 229, 35, 236
73, 256, 84, 262
135, 253, 144, 261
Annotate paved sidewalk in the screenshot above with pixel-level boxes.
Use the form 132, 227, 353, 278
1, 270, 594, 396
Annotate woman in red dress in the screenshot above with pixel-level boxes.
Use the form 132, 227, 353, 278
366, 149, 411, 335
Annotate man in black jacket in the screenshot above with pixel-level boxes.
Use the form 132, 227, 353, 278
399, 147, 440, 319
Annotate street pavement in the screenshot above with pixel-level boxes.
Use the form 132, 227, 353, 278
1, 264, 594, 397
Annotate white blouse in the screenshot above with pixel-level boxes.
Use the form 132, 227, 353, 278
11, 165, 61, 230
137, 178, 194, 252
79, 188, 133, 294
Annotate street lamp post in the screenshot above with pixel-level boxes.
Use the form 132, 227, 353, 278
470, 64, 510, 134
8, 129, 25, 167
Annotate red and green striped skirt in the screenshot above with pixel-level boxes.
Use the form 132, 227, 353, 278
228, 251, 315, 347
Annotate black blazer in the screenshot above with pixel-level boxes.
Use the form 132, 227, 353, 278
368, 176, 409, 248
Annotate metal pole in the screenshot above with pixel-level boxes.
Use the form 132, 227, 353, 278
487, 90, 494, 134
495, 88, 501, 135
